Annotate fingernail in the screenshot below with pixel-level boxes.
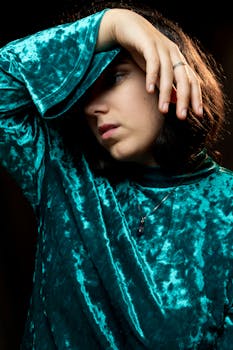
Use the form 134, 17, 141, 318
148, 84, 154, 93
198, 106, 203, 116
162, 102, 169, 113
181, 108, 187, 118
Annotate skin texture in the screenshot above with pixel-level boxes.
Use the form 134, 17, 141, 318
97, 9, 203, 119
84, 54, 164, 166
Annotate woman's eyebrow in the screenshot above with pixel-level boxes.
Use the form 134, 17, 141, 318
119, 59, 131, 64
112, 58, 132, 68
112, 52, 132, 65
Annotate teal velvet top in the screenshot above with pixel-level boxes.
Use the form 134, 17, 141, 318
0, 10, 233, 350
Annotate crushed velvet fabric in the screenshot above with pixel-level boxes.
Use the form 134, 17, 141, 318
0, 9, 233, 350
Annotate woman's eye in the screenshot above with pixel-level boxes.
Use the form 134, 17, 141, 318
114, 72, 125, 83
105, 72, 125, 87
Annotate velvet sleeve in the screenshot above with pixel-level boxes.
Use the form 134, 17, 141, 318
0, 9, 119, 207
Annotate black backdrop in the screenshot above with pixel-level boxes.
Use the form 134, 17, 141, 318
0, 1, 232, 349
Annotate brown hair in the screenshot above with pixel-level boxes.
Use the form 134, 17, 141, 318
52, 0, 229, 174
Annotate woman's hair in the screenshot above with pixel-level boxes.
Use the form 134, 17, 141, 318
52, 0, 230, 174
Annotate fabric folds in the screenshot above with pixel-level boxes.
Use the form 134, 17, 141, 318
0, 9, 232, 350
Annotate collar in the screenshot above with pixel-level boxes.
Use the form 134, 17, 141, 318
132, 155, 218, 188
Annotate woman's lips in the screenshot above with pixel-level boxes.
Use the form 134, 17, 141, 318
98, 124, 119, 139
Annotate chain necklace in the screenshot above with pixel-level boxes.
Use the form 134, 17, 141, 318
132, 152, 207, 237
134, 164, 200, 237
137, 187, 176, 237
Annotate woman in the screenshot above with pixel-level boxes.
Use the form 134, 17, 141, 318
0, 1, 232, 349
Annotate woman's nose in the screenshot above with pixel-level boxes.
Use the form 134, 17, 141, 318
83, 95, 109, 117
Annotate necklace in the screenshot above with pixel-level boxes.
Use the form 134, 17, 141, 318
137, 188, 176, 237
133, 153, 207, 237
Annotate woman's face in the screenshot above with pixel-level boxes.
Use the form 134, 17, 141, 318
83, 54, 164, 166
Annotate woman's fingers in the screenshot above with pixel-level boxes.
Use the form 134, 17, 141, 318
151, 48, 203, 119
133, 47, 160, 94
186, 66, 203, 116
100, 9, 203, 119
170, 50, 203, 119
132, 30, 203, 120
148, 50, 174, 113
174, 66, 203, 119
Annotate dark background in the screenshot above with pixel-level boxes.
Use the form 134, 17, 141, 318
0, 1, 232, 349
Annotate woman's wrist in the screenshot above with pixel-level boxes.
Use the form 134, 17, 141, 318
96, 9, 132, 52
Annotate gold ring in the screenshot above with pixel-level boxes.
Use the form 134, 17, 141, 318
173, 61, 186, 70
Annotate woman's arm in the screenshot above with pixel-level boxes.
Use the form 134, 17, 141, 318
97, 9, 203, 119
0, 8, 202, 120
0, 10, 117, 206
0, 8, 203, 206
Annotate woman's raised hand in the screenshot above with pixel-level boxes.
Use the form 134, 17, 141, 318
96, 9, 203, 120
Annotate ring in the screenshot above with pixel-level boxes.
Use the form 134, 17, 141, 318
173, 61, 186, 70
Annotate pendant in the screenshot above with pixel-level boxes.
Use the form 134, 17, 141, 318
137, 217, 145, 236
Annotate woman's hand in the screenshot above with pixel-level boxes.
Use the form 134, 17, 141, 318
96, 9, 203, 120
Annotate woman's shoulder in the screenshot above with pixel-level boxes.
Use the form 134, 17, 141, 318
186, 157, 233, 198
215, 163, 233, 182
206, 162, 233, 197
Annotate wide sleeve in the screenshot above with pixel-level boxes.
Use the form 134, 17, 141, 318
0, 9, 120, 208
